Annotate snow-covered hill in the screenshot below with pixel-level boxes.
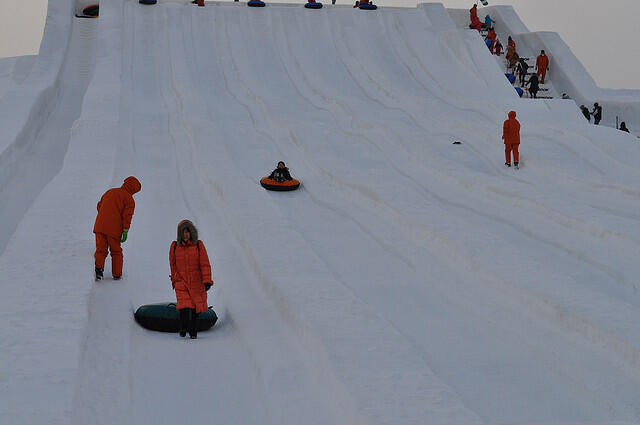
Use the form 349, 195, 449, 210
1, 1, 640, 424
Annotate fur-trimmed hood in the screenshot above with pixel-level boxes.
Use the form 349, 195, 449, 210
177, 220, 198, 245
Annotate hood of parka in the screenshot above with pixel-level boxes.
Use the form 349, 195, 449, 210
122, 176, 141, 195
177, 220, 198, 245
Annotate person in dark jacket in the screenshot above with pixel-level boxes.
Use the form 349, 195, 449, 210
580, 105, 591, 122
619, 122, 630, 133
591, 102, 602, 125
516, 58, 529, 86
526, 74, 539, 98
269, 161, 293, 182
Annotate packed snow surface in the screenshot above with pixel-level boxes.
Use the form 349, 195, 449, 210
1, 1, 640, 425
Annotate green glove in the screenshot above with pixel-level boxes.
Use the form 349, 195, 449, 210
121, 229, 128, 243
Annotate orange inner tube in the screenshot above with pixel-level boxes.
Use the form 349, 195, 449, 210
260, 177, 300, 187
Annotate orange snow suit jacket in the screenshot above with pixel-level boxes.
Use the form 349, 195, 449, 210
470, 6, 478, 23
170, 220, 213, 313
93, 176, 141, 238
503, 111, 521, 145
536, 54, 549, 70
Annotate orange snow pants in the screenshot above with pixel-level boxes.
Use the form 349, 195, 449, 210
537, 68, 547, 84
505, 144, 519, 163
95, 232, 123, 277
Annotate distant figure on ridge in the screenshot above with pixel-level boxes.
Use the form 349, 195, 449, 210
591, 102, 602, 125
502, 111, 521, 169
580, 105, 591, 122
93, 176, 142, 281
619, 122, 630, 133
536, 50, 550, 84
170, 220, 213, 339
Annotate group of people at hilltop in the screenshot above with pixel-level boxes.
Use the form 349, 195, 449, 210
92, 162, 294, 339
470, 6, 552, 99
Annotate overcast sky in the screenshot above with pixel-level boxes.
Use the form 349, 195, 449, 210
1, 0, 638, 90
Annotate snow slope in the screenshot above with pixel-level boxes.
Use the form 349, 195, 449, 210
1, 1, 640, 425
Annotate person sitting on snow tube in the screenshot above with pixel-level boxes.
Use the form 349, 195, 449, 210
170, 220, 213, 339
305, 0, 322, 8
269, 161, 293, 183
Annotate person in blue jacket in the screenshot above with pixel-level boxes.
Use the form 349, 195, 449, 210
484, 15, 495, 29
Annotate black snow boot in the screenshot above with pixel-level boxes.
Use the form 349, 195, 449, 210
514, 162, 519, 169
189, 309, 199, 339
179, 308, 189, 337
505, 162, 511, 167
95, 267, 104, 281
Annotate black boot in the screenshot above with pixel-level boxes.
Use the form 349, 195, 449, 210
179, 308, 189, 337
189, 309, 199, 339
95, 267, 104, 281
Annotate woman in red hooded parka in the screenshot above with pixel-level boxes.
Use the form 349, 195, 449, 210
170, 220, 213, 339
93, 176, 142, 281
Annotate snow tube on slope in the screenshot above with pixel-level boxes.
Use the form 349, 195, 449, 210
305, 2, 323, 8
134, 303, 218, 332
515, 87, 524, 97
81, 4, 99, 17
248, 0, 266, 7
139, 0, 157, 4
260, 177, 301, 191
485, 39, 492, 48
505, 73, 516, 84
359, 4, 377, 10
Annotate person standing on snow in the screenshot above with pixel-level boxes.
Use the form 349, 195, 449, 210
502, 111, 521, 169
526, 73, 540, 98
591, 102, 602, 125
580, 105, 591, 122
93, 176, 142, 281
535, 50, 550, 84
484, 14, 494, 30
170, 220, 213, 339
516, 58, 529, 86
469, 4, 482, 31
494, 39, 503, 56
619, 122, 630, 133
469, 4, 479, 25
486, 28, 497, 54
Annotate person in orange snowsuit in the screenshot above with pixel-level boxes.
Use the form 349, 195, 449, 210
170, 220, 213, 339
469, 4, 482, 31
93, 176, 141, 281
486, 29, 497, 54
494, 39, 503, 56
502, 111, 521, 168
470, 4, 478, 25
536, 50, 549, 84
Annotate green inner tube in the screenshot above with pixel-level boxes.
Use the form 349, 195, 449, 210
134, 302, 218, 333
